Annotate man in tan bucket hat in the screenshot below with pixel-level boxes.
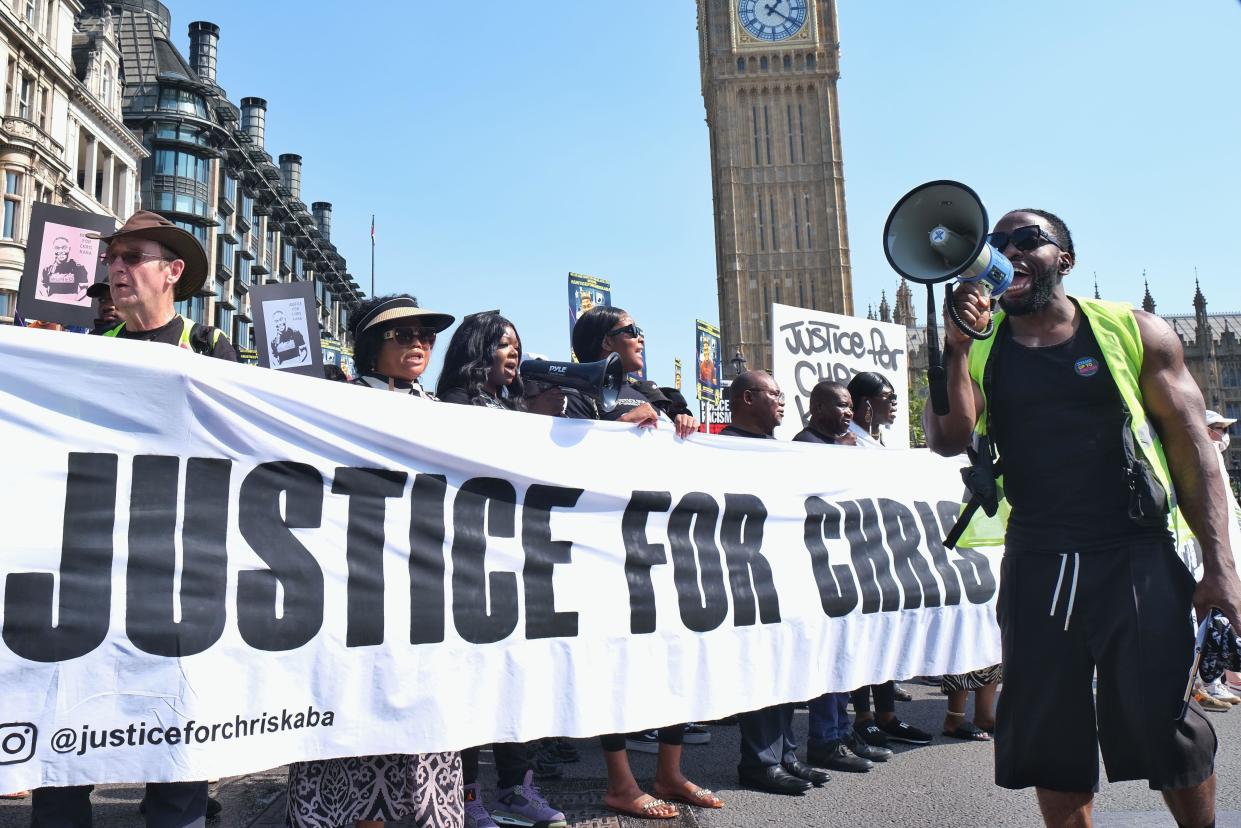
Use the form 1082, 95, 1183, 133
30, 211, 236, 828
91, 210, 236, 358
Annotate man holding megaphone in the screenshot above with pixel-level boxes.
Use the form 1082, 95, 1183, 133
924, 208, 1241, 828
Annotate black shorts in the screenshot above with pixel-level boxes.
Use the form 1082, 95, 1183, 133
994, 539, 1217, 792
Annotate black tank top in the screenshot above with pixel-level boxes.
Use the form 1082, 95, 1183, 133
989, 309, 1167, 552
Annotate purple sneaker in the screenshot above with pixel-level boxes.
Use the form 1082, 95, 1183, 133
490, 770, 567, 828
464, 782, 498, 828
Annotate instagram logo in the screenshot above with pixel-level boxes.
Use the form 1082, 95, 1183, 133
0, 723, 37, 765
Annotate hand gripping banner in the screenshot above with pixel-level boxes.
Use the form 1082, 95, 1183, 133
0, 326, 1001, 790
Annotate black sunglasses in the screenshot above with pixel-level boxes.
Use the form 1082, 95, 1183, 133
985, 225, 1062, 254
382, 326, 437, 346
101, 250, 171, 267
607, 323, 644, 339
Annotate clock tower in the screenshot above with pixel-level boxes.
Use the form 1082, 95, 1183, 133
696, 0, 853, 372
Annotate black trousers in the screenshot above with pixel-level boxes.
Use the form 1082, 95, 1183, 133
737, 705, 797, 770
851, 681, 896, 715
31, 782, 207, 828
599, 725, 685, 752
460, 742, 531, 789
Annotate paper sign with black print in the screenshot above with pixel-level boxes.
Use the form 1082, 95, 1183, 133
17, 203, 114, 328
249, 281, 322, 377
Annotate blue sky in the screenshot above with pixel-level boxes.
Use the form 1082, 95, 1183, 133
172, 0, 1240, 387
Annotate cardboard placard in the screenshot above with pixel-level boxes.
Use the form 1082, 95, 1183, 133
249, 281, 322, 377
17, 203, 115, 328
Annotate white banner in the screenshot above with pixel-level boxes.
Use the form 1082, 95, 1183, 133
0, 326, 997, 791
770, 302, 911, 447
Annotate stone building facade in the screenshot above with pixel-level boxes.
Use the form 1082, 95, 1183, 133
76, 0, 362, 354
1157, 281, 1241, 484
696, 0, 852, 372
0, 0, 145, 321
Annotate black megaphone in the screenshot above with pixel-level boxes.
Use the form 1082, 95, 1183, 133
519, 353, 624, 413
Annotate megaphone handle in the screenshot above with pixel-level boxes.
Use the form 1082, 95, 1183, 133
924, 283, 950, 416
948, 284, 995, 340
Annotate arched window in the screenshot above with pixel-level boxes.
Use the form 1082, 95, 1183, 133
806, 54, 816, 69
760, 56, 768, 70
737, 57, 745, 72
782, 55, 791, 69
101, 62, 112, 107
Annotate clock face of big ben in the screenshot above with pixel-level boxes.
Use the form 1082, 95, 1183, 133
737, 0, 808, 42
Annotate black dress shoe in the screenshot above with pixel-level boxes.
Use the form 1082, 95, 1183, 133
893, 683, 913, 702
808, 742, 873, 773
783, 760, 830, 785
846, 732, 893, 762
738, 764, 813, 795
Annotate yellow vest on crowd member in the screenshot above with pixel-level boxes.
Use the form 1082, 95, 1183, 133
955, 296, 1182, 548
102, 314, 222, 353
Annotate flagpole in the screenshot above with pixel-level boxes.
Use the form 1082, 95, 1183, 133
370, 214, 375, 297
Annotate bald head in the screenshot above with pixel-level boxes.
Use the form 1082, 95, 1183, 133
729, 370, 784, 436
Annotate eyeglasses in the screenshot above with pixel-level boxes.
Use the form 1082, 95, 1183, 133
101, 250, 171, 267
382, 327, 437, 346
879, 392, 899, 403
985, 225, 1062, 254
606, 323, 644, 339
755, 389, 786, 404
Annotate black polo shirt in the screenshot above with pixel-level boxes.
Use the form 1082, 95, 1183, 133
720, 424, 774, 440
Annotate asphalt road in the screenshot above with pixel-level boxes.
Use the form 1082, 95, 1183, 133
3, 683, 1240, 827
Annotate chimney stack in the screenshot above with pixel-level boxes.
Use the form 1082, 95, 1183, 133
187, 22, 219, 83
312, 202, 332, 241
240, 97, 267, 147
278, 154, 302, 200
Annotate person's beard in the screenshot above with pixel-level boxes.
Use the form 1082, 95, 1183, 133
1000, 265, 1059, 316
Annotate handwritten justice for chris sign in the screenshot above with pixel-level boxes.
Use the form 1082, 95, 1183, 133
770, 303, 910, 448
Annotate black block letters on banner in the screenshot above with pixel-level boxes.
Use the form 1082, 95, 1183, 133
127, 456, 231, 656
522, 485, 583, 640
409, 474, 448, 645
3, 452, 117, 662
451, 477, 520, 645
334, 468, 408, 647
238, 461, 326, 651
0, 454, 998, 661
720, 494, 780, 626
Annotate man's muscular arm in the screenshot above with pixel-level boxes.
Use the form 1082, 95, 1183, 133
924, 287, 988, 457
1136, 310, 1241, 630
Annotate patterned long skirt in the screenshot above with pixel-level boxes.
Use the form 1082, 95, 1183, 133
286, 752, 463, 828
941, 664, 1003, 694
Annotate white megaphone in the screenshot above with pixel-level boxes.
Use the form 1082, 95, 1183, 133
883, 180, 1012, 339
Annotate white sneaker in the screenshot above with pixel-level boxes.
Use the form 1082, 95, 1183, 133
1206, 680, 1241, 705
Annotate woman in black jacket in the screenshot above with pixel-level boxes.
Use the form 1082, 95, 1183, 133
564, 306, 719, 820
567, 306, 698, 438
435, 310, 568, 828
435, 311, 562, 415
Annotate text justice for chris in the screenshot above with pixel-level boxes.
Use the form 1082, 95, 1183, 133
1, 452, 996, 663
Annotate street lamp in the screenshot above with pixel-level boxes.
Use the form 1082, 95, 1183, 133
730, 348, 747, 377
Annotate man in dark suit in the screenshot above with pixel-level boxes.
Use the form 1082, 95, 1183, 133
721, 371, 830, 794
